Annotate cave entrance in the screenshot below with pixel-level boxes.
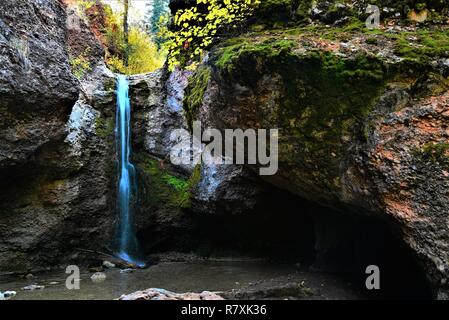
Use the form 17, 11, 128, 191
310, 209, 434, 300
176, 188, 434, 300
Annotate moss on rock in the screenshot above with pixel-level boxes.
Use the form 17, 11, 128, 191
183, 66, 212, 132
415, 142, 449, 166
209, 33, 396, 191
137, 157, 200, 210
253, 0, 449, 27
391, 29, 449, 64
95, 117, 114, 139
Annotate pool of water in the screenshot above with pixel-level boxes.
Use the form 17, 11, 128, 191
0, 261, 359, 300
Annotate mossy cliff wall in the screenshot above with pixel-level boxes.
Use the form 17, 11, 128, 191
182, 14, 449, 297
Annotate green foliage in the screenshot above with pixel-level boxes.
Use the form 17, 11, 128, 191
69, 53, 91, 79
107, 27, 164, 75
78, 0, 95, 10
163, 174, 192, 208
77, 1, 164, 75
76, 0, 96, 19
103, 6, 124, 54
163, 174, 189, 191
162, 0, 261, 71
146, 0, 171, 46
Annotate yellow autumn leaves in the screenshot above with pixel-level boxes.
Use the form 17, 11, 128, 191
162, 0, 260, 70
107, 27, 165, 75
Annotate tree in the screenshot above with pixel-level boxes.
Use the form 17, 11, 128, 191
151, 0, 170, 35
162, 0, 261, 71
142, 0, 170, 46
123, 0, 129, 67
142, 0, 154, 32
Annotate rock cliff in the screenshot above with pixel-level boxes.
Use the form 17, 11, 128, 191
0, 0, 448, 300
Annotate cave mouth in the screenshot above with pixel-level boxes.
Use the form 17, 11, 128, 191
310, 208, 434, 300
138, 186, 434, 300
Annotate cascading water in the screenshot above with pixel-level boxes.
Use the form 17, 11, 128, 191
115, 74, 143, 267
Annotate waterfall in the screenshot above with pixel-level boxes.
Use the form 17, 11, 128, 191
115, 74, 144, 267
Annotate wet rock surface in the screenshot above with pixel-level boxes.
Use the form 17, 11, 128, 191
221, 273, 357, 300
119, 288, 224, 300
0, 290, 16, 300
192, 164, 263, 215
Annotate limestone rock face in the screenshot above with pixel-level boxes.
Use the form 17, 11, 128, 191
0, 0, 117, 272
0, 72, 117, 272
0, 0, 79, 169
185, 28, 449, 297
126, 69, 202, 254
191, 163, 264, 215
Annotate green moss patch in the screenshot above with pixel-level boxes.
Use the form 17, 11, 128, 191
95, 117, 114, 139
415, 142, 449, 166
390, 29, 449, 64
194, 20, 446, 191
240, 22, 449, 66
138, 158, 200, 210
210, 34, 395, 190
215, 38, 296, 74
183, 66, 212, 132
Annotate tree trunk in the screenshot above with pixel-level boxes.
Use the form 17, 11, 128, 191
124, 0, 129, 67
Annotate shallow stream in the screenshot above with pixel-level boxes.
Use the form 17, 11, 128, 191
0, 261, 359, 300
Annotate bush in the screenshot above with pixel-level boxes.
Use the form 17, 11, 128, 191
107, 27, 164, 75
69, 53, 92, 79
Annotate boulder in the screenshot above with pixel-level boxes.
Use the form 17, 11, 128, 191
0, 291, 17, 300
119, 288, 224, 300
90, 272, 107, 282
184, 25, 449, 297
